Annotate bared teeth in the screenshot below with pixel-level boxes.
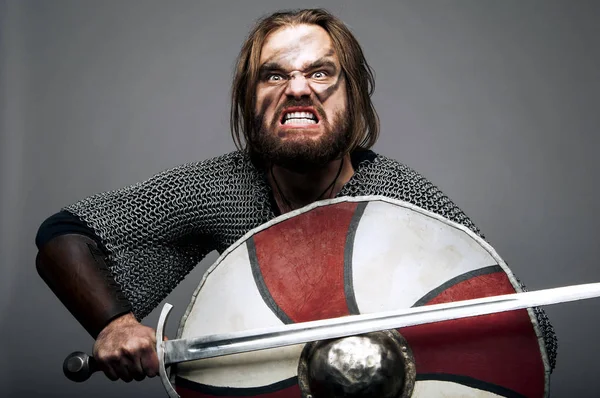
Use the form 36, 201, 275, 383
283, 111, 317, 121
284, 118, 317, 125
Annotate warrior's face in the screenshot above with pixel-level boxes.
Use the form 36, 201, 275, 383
253, 24, 351, 171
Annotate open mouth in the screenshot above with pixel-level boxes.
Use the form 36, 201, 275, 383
280, 108, 319, 126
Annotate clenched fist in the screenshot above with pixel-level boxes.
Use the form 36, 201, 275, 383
93, 313, 163, 382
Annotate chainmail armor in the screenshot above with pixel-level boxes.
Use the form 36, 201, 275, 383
63, 150, 556, 371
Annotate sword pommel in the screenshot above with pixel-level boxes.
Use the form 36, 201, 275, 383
63, 351, 98, 382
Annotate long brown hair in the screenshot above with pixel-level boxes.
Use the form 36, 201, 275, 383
230, 8, 379, 155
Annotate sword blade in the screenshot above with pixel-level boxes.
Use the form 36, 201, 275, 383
164, 282, 600, 365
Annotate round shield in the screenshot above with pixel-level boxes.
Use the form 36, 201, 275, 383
172, 196, 550, 398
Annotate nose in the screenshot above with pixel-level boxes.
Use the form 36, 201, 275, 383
284, 72, 312, 98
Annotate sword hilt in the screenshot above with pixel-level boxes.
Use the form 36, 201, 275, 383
157, 303, 179, 398
63, 351, 99, 382
61, 303, 175, 395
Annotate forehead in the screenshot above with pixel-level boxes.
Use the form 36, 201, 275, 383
259, 24, 337, 68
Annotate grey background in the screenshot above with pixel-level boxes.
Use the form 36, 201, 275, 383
1, 0, 599, 397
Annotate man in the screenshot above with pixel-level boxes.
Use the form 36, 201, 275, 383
35, 8, 557, 385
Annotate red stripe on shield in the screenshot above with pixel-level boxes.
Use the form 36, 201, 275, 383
252, 202, 358, 323
399, 271, 546, 398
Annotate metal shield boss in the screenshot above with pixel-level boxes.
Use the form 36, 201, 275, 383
172, 196, 550, 398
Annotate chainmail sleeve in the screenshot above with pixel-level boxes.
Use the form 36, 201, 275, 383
340, 153, 558, 372
62, 149, 557, 371
63, 152, 272, 320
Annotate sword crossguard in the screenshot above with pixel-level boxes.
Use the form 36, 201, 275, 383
62, 303, 179, 398
157, 303, 179, 398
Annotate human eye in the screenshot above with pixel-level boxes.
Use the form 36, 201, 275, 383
266, 73, 286, 82
311, 71, 328, 79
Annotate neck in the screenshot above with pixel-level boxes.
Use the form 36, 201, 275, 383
268, 154, 354, 214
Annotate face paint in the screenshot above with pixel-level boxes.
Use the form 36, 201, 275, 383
316, 71, 344, 104
253, 24, 350, 170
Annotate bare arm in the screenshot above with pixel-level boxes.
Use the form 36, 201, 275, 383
36, 234, 159, 381
34, 156, 237, 381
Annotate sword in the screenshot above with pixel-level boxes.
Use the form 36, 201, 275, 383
63, 282, 600, 398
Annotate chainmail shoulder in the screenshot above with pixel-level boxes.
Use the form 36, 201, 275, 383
339, 153, 483, 238
339, 153, 557, 371
64, 150, 556, 371
63, 151, 274, 320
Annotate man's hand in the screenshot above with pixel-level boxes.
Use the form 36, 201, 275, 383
92, 313, 160, 382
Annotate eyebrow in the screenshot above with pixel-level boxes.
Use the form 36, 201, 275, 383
259, 57, 338, 75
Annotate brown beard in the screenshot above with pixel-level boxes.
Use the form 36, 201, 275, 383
251, 98, 351, 173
